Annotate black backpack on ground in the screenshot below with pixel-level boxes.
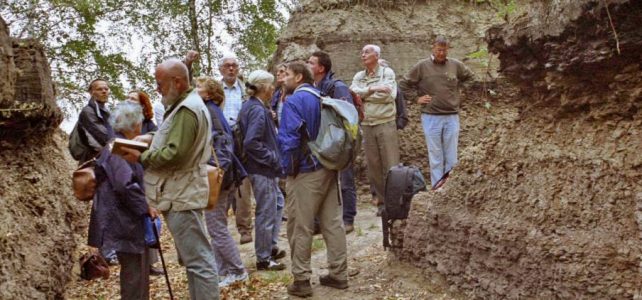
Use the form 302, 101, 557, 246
381, 163, 427, 249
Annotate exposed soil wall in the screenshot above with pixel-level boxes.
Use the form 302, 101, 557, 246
0, 16, 86, 300
392, 0, 642, 299
271, 0, 502, 81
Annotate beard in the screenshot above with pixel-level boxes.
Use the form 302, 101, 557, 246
284, 82, 297, 95
161, 83, 180, 106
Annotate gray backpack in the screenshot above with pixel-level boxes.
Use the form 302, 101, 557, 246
68, 122, 90, 161
299, 87, 361, 171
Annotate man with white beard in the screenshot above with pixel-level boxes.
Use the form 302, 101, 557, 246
121, 58, 220, 299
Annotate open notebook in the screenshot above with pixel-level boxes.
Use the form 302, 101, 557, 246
111, 138, 149, 156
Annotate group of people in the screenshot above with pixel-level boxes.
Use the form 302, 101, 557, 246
73, 36, 473, 299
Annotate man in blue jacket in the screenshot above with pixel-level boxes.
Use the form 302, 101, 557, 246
308, 51, 358, 234
278, 62, 348, 297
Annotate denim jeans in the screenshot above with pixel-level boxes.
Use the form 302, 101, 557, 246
205, 188, 245, 276
249, 174, 279, 262
164, 209, 219, 300
340, 165, 357, 225
421, 113, 460, 188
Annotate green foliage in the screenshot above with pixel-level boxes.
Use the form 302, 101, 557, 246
465, 0, 518, 22
1, 0, 293, 116
466, 47, 490, 68
311, 238, 326, 252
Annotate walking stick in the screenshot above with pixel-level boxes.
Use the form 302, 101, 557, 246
152, 222, 175, 300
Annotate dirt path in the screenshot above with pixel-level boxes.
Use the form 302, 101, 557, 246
65, 195, 457, 299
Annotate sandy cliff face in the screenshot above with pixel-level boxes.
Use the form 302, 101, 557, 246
276, 0, 641, 299
392, 0, 642, 299
0, 16, 86, 299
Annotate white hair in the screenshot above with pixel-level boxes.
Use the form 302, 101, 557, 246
364, 44, 381, 58
218, 56, 239, 68
110, 102, 143, 133
246, 70, 275, 96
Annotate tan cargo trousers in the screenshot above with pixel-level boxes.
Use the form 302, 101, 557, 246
233, 177, 253, 235
286, 168, 348, 282
362, 121, 400, 203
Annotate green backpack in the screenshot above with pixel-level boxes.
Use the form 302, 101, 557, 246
299, 87, 361, 171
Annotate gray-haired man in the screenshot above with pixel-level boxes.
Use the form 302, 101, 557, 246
219, 56, 254, 244
121, 58, 220, 299
350, 44, 400, 213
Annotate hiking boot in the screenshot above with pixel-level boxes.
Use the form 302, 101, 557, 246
319, 274, 348, 289
344, 224, 354, 234
218, 271, 248, 288
150, 266, 165, 276
287, 280, 313, 297
256, 259, 286, 271
271, 247, 286, 260
240, 233, 252, 244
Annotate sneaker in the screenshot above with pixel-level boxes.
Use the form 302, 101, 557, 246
256, 259, 285, 271
218, 271, 249, 288
319, 274, 348, 289
106, 257, 119, 266
287, 280, 313, 297
150, 266, 165, 276
240, 233, 252, 244
271, 247, 286, 260
344, 224, 354, 234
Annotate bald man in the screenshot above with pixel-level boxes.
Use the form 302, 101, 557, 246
122, 58, 220, 299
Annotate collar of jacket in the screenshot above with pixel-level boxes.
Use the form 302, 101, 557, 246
293, 83, 317, 95
249, 96, 270, 108
164, 87, 194, 117
315, 71, 337, 95
222, 79, 248, 100
431, 54, 449, 65
88, 98, 110, 120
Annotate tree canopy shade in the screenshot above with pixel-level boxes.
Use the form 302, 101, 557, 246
1, 0, 297, 115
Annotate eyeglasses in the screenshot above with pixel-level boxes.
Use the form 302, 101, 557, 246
222, 64, 238, 69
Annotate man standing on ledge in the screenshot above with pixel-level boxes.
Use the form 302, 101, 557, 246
121, 58, 220, 299
400, 36, 474, 190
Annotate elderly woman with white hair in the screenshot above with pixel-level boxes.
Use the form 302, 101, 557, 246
87, 102, 155, 300
237, 70, 286, 271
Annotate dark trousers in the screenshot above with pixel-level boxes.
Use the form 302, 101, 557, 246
340, 165, 357, 225
117, 248, 150, 300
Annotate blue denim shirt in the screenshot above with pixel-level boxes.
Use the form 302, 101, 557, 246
277, 84, 323, 176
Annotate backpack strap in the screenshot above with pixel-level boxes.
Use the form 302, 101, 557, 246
297, 86, 322, 99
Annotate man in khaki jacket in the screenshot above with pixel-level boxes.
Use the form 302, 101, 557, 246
122, 58, 220, 299
350, 44, 400, 213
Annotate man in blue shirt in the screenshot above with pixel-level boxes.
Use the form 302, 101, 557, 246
308, 51, 358, 234
219, 56, 254, 244
278, 62, 348, 297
